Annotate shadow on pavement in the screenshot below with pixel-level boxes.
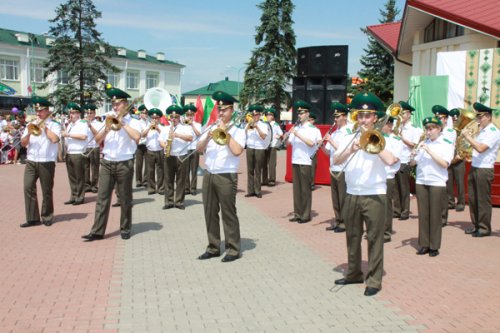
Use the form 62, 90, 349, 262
241, 238, 256, 253
53, 213, 88, 223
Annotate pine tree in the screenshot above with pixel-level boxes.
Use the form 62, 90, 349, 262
355, 0, 400, 103
239, 0, 296, 113
40, 0, 119, 112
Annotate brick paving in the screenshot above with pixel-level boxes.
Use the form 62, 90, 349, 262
0, 151, 499, 333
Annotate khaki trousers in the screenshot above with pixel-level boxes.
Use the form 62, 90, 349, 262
385, 178, 396, 240
84, 147, 100, 190
292, 164, 313, 221
343, 194, 386, 289
394, 163, 410, 218
202, 172, 240, 256
24, 161, 55, 223
66, 153, 85, 202
330, 171, 346, 228
415, 184, 444, 250
447, 160, 465, 207
310, 154, 317, 187
468, 167, 494, 234
146, 150, 164, 193
90, 159, 134, 236
184, 149, 199, 193
246, 148, 266, 195
164, 155, 188, 205
263, 147, 278, 183
135, 144, 147, 185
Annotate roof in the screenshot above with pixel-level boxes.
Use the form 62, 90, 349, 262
183, 78, 243, 96
0, 27, 184, 67
407, 0, 500, 39
367, 22, 402, 54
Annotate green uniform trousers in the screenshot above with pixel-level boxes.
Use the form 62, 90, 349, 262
310, 154, 317, 187
263, 147, 278, 184
415, 184, 444, 250
330, 171, 346, 229
246, 147, 266, 195
90, 159, 134, 237
24, 161, 55, 223
447, 160, 465, 207
385, 178, 396, 241
84, 147, 100, 191
66, 153, 85, 202
292, 164, 313, 221
164, 155, 188, 206
202, 172, 241, 256
146, 150, 164, 194
135, 144, 147, 186
393, 163, 411, 218
343, 194, 385, 290
468, 167, 494, 234
184, 149, 200, 193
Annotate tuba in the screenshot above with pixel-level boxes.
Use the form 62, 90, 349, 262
144, 87, 172, 112
455, 117, 479, 162
386, 103, 403, 135
453, 108, 475, 134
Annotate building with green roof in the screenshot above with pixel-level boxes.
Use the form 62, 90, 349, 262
183, 77, 243, 110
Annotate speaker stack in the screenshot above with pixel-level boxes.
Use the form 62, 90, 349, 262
292, 45, 348, 124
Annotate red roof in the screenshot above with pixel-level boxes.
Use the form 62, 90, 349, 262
407, 0, 500, 38
367, 22, 402, 54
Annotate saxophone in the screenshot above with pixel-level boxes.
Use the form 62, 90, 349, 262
164, 125, 174, 157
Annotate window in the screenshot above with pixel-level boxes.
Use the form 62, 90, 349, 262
424, 18, 465, 43
126, 71, 139, 89
58, 70, 69, 85
104, 102, 112, 113
0, 59, 19, 81
107, 71, 119, 87
32, 62, 45, 83
146, 72, 159, 89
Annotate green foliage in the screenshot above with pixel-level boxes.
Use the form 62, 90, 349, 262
353, 0, 400, 103
239, 0, 296, 113
40, 0, 119, 112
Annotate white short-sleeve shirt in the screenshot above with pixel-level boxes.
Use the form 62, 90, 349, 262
472, 123, 500, 168
202, 126, 247, 174
22, 118, 62, 162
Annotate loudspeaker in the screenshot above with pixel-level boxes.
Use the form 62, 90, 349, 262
297, 48, 308, 76
297, 45, 348, 77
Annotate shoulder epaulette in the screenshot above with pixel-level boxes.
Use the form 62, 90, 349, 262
447, 128, 454, 132
346, 128, 352, 135
443, 138, 452, 144
393, 135, 401, 141
80, 119, 88, 123
308, 124, 315, 128
490, 126, 497, 132
382, 133, 389, 138
51, 120, 61, 125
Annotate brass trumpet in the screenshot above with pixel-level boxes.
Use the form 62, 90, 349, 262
27, 117, 49, 136
359, 129, 386, 154
184, 118, 192, 125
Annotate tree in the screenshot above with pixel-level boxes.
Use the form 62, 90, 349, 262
354, 0, 400, 103
41, 0, 119, 112
239, 0, 296, 113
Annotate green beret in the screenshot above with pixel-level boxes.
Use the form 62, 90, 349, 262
248, 104, 264, 113
399, 101, 415, 112
138, 104, 147, 111
148, 108, 163, 117
212, 91, 238, 107
350, 92, 384, 112
473, 102, 493, 114
449, 108, 460, 117
166, 104, 184, 116
82, 103, 97, 111
105, 84, 130, 101
31, 96, 52, 110
309, 112, 318, 120
423, 116, 443, 127
331, 102, 348, 115
265, 107, 277, 117
432, 105, 449, 116
183, 104, 197, 113
293, 100, 312, 112
67, 102, 81, 112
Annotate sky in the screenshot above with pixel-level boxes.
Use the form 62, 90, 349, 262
0, 0, 406, 93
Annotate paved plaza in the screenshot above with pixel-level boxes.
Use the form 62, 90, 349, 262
1, 151, 499, 333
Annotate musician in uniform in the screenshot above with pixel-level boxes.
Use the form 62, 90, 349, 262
142, 108, 165, 195
20, 96, 61, 227
263, 107, 283, 187
308, 112, 321, 190
62, 102, 88, 205
446, 108, 466, 211
159, 105, 193, 210
410, 116, 454, 257
333, 92, 397, 296
196, 91, 246, 262
285, 100, 321, 224
135, 104, 148, 187
83, 103, 104, 193
245, 104, 269, 198
82, 86, 141, 241
183, 103, 202, 196
394, 101, 422, 220
322, 102, 352, 233
464, 102, 500, 237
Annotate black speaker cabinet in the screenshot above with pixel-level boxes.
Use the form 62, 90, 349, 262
296, 45, 348, 77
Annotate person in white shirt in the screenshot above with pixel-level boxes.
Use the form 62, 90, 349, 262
245, 104, 269, 198
83, 104, 104, 193
263, 107, 283, 187
142, 108, 165, 195
322, 102, 352, 233
394, 101, 422, 220
20, 96, 61, 228
463, 102, 500, 237
410, 116, 454, 257
135, 105, 149, 187
159, 105, 193, 210
82, 87, 141, 241
196, 91, 246, 263
446, 108, 466, 212
182, 104, 202, 196
333, 92, 397, 297
308, 113, 322, 190
61, 102, 88, 205
285, 100, 321, 224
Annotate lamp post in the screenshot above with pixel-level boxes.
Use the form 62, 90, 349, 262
227, 65, 245, 108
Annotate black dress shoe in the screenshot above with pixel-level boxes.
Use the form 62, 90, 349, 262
472, 231, 491, 238
162, 204, 174, 210
255, 193, 262, 198
268, 182, 275, 187
84, 188, 92, 193
175, 204, 185, 210
20, 221, 40, 228
399, 216, 409, 221
112, 202, 121, 207
333, 226, 346, 233
429, 249, 439, 257
148, 191, 156, 195
64, 199, 75, 205
364, 287, 380, 296
42, 220, 52, 226
416, 247, 429, 255
198, 252, 220, 260
135, 184, 142, 188
448, 205, 456, 210
91, 187, 98, 193
72, 200, 84, 205
190, 190, 196, 196
81, 233, 104, 241
121, 233, 130, 240
384, 238, 391, 243
298, 218, 311, 224
288, 217, 300, 222
456, 205, 465, 212
325, 225, 336, 231
334, 278, 364, 285
158, 192, 165, 195
221, 254, 239, 262
392, 214, 401, 218
464, 227, 478, 234
245, 193, 255, 197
